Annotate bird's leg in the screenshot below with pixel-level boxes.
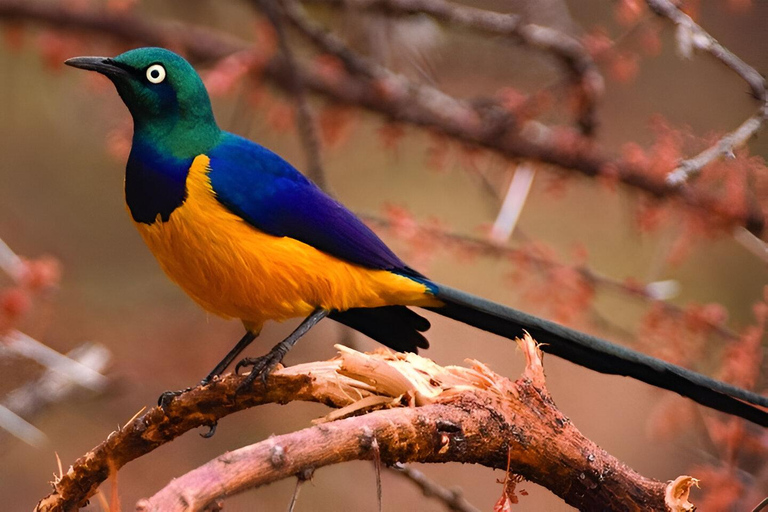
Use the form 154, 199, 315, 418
236, 307, 330, 391
201, 330, 258, 385
158, 330, 257, 409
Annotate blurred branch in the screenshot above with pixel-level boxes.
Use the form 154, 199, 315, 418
1, 330, 108, 392
643, 0, 768, 186
0, 343, 111, 448
0, 235, 24, 280
0, 404, 47, 447
734, 226, 768, 263
666, 104, 768, 186
253, 0, 328, 191
301, 0, 604, 135
647, 0, 764, 100
122, 337, 682, 512
489, 162, 536, 243
364, 214, 740, 343
389, 463, 480, 512
0, 0, 764, 235
0, 234, 110, 447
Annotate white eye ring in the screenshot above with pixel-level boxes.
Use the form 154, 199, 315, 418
146, 64, 166, 84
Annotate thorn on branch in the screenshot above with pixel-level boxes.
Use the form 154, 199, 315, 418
372, 437, 383, 512
287, 468, 314, 512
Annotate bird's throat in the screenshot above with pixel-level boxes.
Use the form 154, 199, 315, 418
125, 140, 193, 224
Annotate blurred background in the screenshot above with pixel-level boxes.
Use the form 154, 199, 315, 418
1, 0, 767, 510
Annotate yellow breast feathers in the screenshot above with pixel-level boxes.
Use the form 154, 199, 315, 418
133, 155, 436, 332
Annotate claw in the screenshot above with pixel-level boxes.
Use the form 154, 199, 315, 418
200, 421, 218, 438
235, 352, 282, 394
157, 387, 193, 409
235, 357, 256, 375
158, 390, 180, 409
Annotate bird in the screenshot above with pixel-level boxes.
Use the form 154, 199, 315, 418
64, 47, 768, 428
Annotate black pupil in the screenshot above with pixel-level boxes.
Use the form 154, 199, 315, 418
150, 68, 160, 79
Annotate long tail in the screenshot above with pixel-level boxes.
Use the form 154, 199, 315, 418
427, 283, 768, 427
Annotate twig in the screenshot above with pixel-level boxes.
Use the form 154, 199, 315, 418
643, 0, 768, 186
666, 104, 768, 186
390, 463, 480, 512
254, 0, 328, 191
0, 0, 763, 234
646, 0, 764, 99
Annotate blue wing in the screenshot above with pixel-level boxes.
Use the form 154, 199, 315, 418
206, 132, 415, 274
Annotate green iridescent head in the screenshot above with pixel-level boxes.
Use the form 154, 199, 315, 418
66, 47, 221, 157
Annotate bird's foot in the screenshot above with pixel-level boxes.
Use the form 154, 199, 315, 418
158, 379, 219, 437
235, 350, 284, 392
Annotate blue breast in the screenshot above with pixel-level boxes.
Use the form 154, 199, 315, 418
126, 140, 193, 224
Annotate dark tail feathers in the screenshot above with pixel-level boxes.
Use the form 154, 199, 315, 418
428, 284, 768, 427
330, 305, 430, 353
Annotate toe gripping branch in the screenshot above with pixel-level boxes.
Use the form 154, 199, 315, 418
236, 308, 330, 392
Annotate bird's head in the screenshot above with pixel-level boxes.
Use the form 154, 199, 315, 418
65, 47, 220, 156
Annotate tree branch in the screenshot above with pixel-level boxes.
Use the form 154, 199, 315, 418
38, 337, 694, 511
644, 0, 768, 186
0, 0, 763, 235
301, 0, 604, 135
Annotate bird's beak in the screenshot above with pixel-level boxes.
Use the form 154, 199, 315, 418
64, 56, 131, 78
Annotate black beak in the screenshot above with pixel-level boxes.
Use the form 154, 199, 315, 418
64, 56, 130, 78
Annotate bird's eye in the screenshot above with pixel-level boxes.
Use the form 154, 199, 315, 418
146, 64, 166, 84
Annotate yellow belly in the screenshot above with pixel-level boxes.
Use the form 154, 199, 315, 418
133, 155, 436, 332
